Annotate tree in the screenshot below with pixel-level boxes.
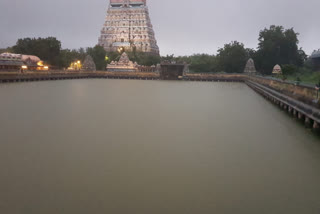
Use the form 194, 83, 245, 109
105, 51, 121, 64
161, 54, 175, 62
160, 54, 218, 73
12, 37, 62, 66
254, 25, 306, 75
246, 48, 256, 59
216, 41, 248, 73
188, 54, 217, 73
127, 48, 161, 66
57, 49, 86, 69
282, 64, 298, 76
134, 52, 161, 66
86, 45, 107, 70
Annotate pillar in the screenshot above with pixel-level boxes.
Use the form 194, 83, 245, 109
298, 112, 304, 120
305, 117, 312, 128
293, 109, 297, 117
313, 121, 320, 131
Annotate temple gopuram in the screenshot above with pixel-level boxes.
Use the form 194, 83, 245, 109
98, 0, 159, 55
107, 52, 138, 72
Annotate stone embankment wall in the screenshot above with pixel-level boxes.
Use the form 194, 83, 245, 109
95, 71, 159, 79
185, 73, 245, 81
247, 80, 320, 131
248, 76, 318, 105
0, 71, 160, 82
184, 73, 318, 106
185, 73, 320, 131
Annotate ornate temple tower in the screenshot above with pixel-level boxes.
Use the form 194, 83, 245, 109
98, 0, 159, 55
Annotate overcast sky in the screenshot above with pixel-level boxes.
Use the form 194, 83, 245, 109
0, 0, 319, 56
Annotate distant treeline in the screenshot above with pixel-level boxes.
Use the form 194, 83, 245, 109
1, 38, 109, 70
0, 25, 316, 74
0, 37, 161, 70
163, 25, 312, 75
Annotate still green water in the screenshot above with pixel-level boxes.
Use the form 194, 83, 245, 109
0, 79, 319, 214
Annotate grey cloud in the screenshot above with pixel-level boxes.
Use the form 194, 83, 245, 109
0, 0, 319, 56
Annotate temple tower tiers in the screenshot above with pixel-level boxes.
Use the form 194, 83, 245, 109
98, 0, 159, 55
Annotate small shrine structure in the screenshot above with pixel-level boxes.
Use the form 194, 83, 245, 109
82, 55, 96, 71
272, 64, 282, 75
244, 58, 257, 74
107, 52, 138, 72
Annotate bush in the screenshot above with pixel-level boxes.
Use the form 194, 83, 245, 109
282, 64, 298, 76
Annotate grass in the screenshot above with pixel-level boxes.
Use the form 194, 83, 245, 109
286, 70, 320, 85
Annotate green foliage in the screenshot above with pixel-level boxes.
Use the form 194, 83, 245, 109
138, 53, 161, 66
161, 54, 175, 62
246, 48, 256, 59
127, 49, 161, 66
58, 49, 86, 69
285, 67, 320, 85
9, 37, 116, 70
58, 46, 108, 70
309, 58, 320, 71
105, 51, 121, 64
216, 41, 248, 73
282, 64, 298, 76
159, 54, 217, 73
6, 25, 311, 76
174, 55, 191, 64
156, 25, 307, 75
254, 25, 306, 75
86, 46, 107, 70
4, 47, 14, 53
295, 77, 301, 86
188, 54, 217, 73
105, 50, 161, 67
12, 37, 61, 66
172, 42, 252, 74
